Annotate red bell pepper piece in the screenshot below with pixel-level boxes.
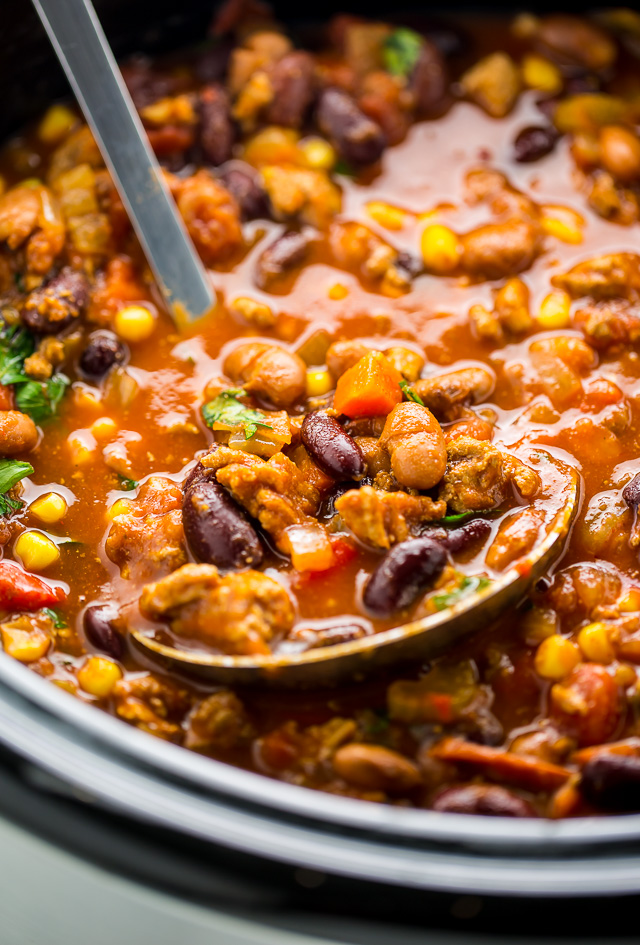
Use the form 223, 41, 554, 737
0, 561, 65, 611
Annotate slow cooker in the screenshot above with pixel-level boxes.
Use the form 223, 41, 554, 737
2, 1, 640, 941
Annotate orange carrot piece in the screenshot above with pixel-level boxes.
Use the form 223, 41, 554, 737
571, 738, 640, 767
333, 351, 402, 418
430, 737, 572, 792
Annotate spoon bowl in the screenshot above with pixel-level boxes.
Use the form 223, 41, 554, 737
131, 450, 579, 687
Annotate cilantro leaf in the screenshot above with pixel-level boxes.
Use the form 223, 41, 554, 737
118, 477, 138, 491
0, 493, 22, 517
432, 575, 492, 612
15, 374, 70, 423
383, 27, 423, 78
399, 379, 425, 406
42, 607, 67, 629
202, 389, 272, 441
0, 324, 34, 385
0, 458, 33, 494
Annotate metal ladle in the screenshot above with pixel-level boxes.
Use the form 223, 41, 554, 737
32, 0, 215, 325
131, 451, 579, 687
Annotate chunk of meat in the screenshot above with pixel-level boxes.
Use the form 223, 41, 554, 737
22, 267, 89, 335
378, 401, 447, 490
172, 169, 242, 264
439, 437, 508, 513
486, 506, 545, 570
265, 52, 316, 127
0, 183, 66, 275
430, 737, 571, 791
224, 342, 306, 408
202, 447, 320, 551
185, 691, 254, 750
260, 165, 341, 228
335, 484, 446, 549
113, 673, 192, 742
413, 367, 494, 421
551, 253, 640, 301
549, 663, 622, 747
460, 52, 521, 118
574, 300, 640, 350
0, 410, 38, 455
140, 563, 294, 655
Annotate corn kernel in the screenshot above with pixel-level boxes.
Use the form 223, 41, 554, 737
90, 416, 117, 440
534, 635, 581, 681
306, 367, 333, 397
578, 622, 616, 664
30, 492, 67, 525
614, 663, 637, 688
366, 201, 407, 231
537, 291, 572, 330
522, 54, 563, 94
300, 136, 336, 171
38, 104, 77, 144
77, 656, 123, 698
328, 283, 348, 300
68, 431, 96, 467
1, 624, 51, 662
73, 385, 103, 411
107, 498, 133, 520
114, 305, 155, 343
541, 216, 584, 244
14, 530, 60, 572
52, 679, 78, 695
619, 588, 640, 612
420, 224, 461, 275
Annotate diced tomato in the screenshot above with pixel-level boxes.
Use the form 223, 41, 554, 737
0, 561, 65, 611
333, 351, 403, 418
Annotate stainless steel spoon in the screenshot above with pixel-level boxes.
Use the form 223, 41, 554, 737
131, 450, 579, 687
32, 0, 215, 324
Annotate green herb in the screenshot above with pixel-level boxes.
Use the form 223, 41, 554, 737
438, 511, 476, 526
0, 494, 21, 517
43, 607, 67, 629
432, 575, 492, 612
399, 379, 425, 406
383, 27, 423, 78
362, 709, 391, 737
0, 321, 70, 423
0, 458, 34, 494
118, 477, 138, 492
202, 389, 272, 440
334, 158, 357, 177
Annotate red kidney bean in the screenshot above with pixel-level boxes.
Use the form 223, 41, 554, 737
317, 88, 387, 165
623, 472, 640, 508
79, 331, 127, 379
255, 230, 310, 290
217, 162, 270, 221
513, 125, 558, 163
580, 754, 640, 811
441, 518, 492, 554
301, 411, 365, 480
432, 784, 537, 817
83, 603, 124, 660
363, 536, 447, 616
410, 40, 448, 114
266, 52, 316, 128
311, 624, 368, 648
22, 268, 89, 335
199, 84, 235, 166
183, 469, 263, 570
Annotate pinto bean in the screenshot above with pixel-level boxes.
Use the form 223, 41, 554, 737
0, 410, 38, 455
255, 230, 310, 290
363, 536, 447, 616
79, 331, 127, 379
432, 784, 536, 817
266, 52, 316, 127
317, 88, 387, 165
326, 340, 370, 379
599, 126, 640, 183
301, 412, 365, 480
183, 468, 263, 570
217, 162, 270, 220
461, 218, 540, 280
333, 743, 422, 793
199, 84, 235, 166
580, 753, 640, 811
414, 367, 494, 421
550, 663, 621, 747
22, 267, 89, 335
83, 603, 124, 659
379, 402, 446, 491
224, 342, 306, 408
536, 15, 616, 72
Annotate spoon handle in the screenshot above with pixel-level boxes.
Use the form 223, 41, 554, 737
31, 0, 216, 324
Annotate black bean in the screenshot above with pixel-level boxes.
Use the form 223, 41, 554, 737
581, 753, 640, 811
199, 84, 235, 166
513, 125, 559, 164
317, 88, 387, 166
623, 472, 640, 508
83, 603, 124, 660
441, 518, 492, 554
432, 785, 536, 817
79, 331, 127, 379
363, 536, 447, 617
409, 40, 448, 114
255, 230, 310, 290
266, 52, 316, 128
183, 470, 263, 570
301, 411, 365, 481
217, 162, 270, 221
22, 268, 89, 335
